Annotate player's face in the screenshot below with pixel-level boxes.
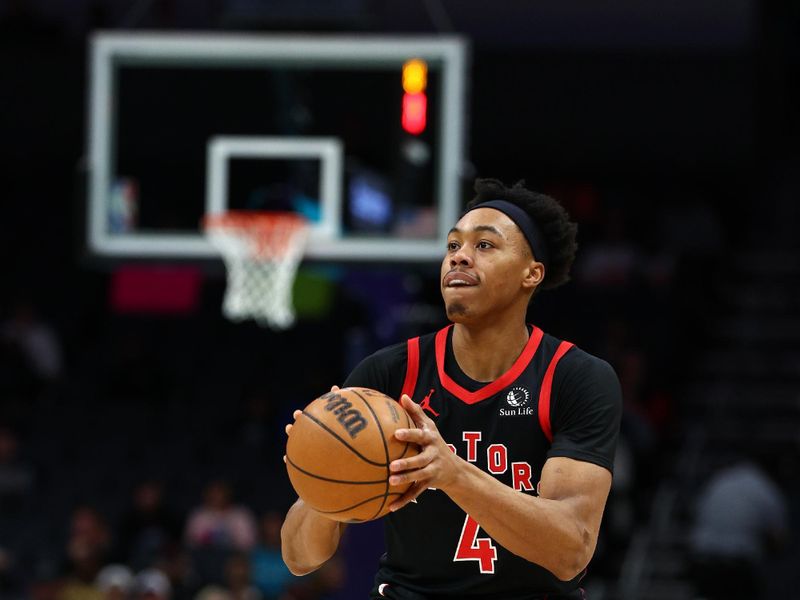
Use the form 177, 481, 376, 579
441, 208, 542, 323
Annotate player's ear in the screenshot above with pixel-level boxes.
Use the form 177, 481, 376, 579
522, 261, 544, 290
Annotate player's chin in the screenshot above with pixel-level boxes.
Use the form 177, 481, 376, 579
444, 301, 470, 321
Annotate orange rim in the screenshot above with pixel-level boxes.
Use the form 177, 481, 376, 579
203, 210, 307, 232
204, 210, 309, 257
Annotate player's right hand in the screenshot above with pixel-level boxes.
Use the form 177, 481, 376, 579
284, 385, 340, 437
284, 410, 302, 437
283, 386, 340, 463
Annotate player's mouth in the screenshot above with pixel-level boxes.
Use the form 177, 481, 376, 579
443, 270, 479, 288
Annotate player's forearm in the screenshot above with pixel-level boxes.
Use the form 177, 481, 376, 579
445, 461, 594, 581
280, 499, 345, 575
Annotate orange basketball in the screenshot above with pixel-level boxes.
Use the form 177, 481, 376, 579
286, 387, 420, 522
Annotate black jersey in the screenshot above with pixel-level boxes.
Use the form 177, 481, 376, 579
343, 324, 622, 600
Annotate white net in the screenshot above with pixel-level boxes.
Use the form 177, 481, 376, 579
205, 212, 309, 329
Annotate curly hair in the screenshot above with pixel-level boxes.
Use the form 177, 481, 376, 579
465, 178, 578, 291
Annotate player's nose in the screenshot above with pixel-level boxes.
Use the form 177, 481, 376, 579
449, 246, 474, 267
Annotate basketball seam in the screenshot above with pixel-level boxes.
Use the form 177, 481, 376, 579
300, 409, 389, 467
286, 455, 386, 485
351, 389, 391, 519
315, 492, 404, 515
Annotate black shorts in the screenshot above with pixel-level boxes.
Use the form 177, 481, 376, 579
369, 582, 587, 600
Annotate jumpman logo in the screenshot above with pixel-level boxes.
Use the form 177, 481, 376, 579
419, 389, 440, 417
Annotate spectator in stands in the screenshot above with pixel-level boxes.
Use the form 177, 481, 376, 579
194, 586, 232, 600
59, 506, 112, 600
222, 553, 261, 600
158, 547, 195, 600
185, 480, 257, 552
134, 568, 171, 600
689, 453, 790, 600
95, 565, 134, 600
250, 511, 294, 600
116, 480, 182, 570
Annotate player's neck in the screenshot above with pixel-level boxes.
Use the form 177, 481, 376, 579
451, 318, 530, 383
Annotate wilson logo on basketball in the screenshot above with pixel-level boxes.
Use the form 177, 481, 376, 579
322, 392, 368, 438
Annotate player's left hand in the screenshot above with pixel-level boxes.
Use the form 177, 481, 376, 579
388, 394, 461, 511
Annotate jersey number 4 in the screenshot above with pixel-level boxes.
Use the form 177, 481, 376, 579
453, 515, 498, 573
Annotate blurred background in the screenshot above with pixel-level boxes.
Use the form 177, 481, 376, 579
2, 1, 800, 599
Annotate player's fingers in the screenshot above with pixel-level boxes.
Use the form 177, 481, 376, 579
395, 424, 439, 446
394, 427, 435, 446
389, 481, 426, 512
330, 385, 340, 392
389, 462, 436, 487
389, 446, 435, 473
286, 408, 306, 436
391, 481, 427, 510
286, 410, 304, 436
400, 394, 433, 428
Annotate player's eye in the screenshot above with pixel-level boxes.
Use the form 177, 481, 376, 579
447, 240, 460, 251
476, 240, 494, 249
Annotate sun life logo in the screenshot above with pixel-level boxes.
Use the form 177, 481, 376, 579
505, 387, 530, 408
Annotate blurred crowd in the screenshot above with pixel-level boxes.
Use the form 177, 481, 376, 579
0, 299, 351, 600
0, 466, 346, 600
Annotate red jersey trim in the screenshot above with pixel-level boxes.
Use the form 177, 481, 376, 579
538, 341, 575, 443
401, 337, 420, 399
435, 324, 545, 405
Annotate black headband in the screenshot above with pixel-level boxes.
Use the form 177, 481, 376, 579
467, 199, 550, 270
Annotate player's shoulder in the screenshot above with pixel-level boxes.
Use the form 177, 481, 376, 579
344, 340, 408, 394
362, 339, 408, 370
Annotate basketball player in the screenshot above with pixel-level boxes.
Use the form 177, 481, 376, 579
282, 179, 622, 599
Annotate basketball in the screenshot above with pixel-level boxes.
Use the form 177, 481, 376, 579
285, 387, 420, 522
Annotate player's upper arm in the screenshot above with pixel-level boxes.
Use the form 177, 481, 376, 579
539, 456, 613, 537
547, 351, 622, 473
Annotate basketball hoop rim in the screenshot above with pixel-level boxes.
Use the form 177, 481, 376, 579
204, 210, 310, 260
203, 210, 307, 232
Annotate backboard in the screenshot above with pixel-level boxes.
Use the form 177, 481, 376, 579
87, 33, 468, 262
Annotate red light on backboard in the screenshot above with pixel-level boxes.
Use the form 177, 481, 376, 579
402, 92, 427, 135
